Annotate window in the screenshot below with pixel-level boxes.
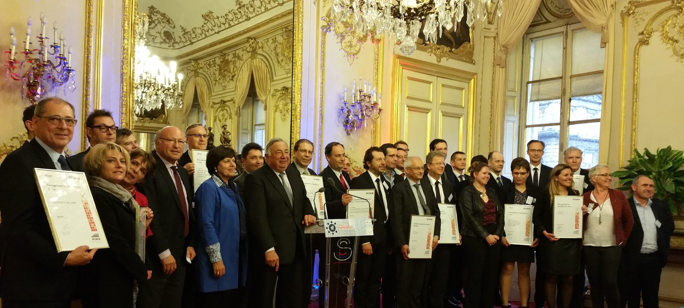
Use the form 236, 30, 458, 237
186, 90, 206, 126
238, 78, 266, 150
522, 25, 604, 168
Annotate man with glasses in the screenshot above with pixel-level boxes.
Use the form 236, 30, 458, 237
180, 124, 208, 191
290, 139, 316, 176
116, 127, 140, 153
67, 109, 117, 171
138, 126, 196, 308
526, 140, 552, 188
394, 140, 409, 178
0, 97, 97, 307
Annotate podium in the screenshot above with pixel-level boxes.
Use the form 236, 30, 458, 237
306, 218, 374, 308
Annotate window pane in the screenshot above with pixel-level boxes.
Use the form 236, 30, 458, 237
529, 34, 563, 80
255, 100, 266, 124
529, 79, 562, 102
526, 126, 560, 166
570, 94, 602, 122
571, 29, 605, 74
568, 122, 600, 169
570, 73, 603, 97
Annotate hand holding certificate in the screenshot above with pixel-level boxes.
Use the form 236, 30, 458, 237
301, 175, 326, 219
191, 150, 210, 193
408, 215, 436, 259
553, 196, 583, 238
503, 204, 534, 246
347, 189, 375, 219
437, 203, 460, 244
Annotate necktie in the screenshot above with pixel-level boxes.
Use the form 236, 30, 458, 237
413, 183, 431, 215
302, 171, 308, 175
339, 173, 348, 191
533, 167, 539, 186
171, 166, 189, 237
279, 173, 294, 206
401, 173, 405, 179
375, 178, 388, 220
375, 178, 383, 197
459, 175, 465, 182
57, 155, 70, 171
497, 176, 503, 187
435, 180, 442, 203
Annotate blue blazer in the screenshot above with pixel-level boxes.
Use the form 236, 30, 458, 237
195, 177, 248, 293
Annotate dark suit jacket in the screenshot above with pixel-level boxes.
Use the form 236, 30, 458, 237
0, 139, 78, 301
67, 147, 90, 172
624, 198, 674, 267
82, 187, 148, 307
487, 173, 512, 209
288, 162, 316, 176
179, 151, 192, 169
422, 175, 458, 229
526, 164, 552, 188
233, 172, 248, 199
144, 151, 195, 271
506, 184, 542, 205
459, 184, 505, 239
244, 164, 315, 264
390, 178, 442, 249
319, 166, 352, 219
350, 172, 389, 246
579, 169, 595, 192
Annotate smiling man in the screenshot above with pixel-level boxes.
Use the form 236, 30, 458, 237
290, 138, 316, 176
68, 109, 117, 172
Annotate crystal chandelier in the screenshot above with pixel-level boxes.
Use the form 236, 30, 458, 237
330, 0, 504, 56
4, 13, 76, 104
133, 14, 183, 115
338, 77, 382, 135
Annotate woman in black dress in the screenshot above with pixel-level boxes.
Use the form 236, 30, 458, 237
500, 158, 540, 308
533, 164, 586, 308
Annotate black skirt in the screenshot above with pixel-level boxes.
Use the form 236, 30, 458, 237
500, 244, 535, 263
540, 238, 581, 275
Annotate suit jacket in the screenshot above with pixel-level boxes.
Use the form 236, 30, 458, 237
67, 147, 90, 172
288, 162, 316, 176
390, 178, 442, 249
459, 184, 505, 239
506, 184, 542, 206
144, 151, 196, 271
319, 166, 352, 219
0, 139, 78, 301
579, 169, 595, 192
582, 189, 634, 246
422, 175, 459, 230
624, 198, 674, 267
487, 173, 512, 209
179, 151, 192, 169
244, 164, 314, 264
233, 172, 248, 199
526, 164, 553, 188
350, 172, 389, 245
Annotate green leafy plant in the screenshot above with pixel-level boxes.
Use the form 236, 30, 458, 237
614, 146, 684, 214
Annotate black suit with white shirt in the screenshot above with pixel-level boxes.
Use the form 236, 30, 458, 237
487, 173, 512, 212
526, 163, 552, 188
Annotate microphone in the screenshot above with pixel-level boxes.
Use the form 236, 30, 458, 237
326, 177, 374, 221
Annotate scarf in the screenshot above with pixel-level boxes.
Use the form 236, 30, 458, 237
89, 176, 146, 261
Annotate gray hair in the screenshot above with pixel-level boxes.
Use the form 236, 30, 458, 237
185, 124, 205, 134
426, 151, 446, 164
265, 138, 287, 155
404, 156, 421, 169
632, 174, 652, 186
34, 97, 75, 117
563, 147, 583, 157
588, 164, 610, 182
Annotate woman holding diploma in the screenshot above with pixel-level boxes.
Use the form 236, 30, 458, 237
582, 165, 633, 308
194, 145, 248, 307
500, 158, 540, 308
460, 161, 505, 308
82, 143, 150, 308
533, 164, 583, 308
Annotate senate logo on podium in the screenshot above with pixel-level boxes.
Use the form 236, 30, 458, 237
326, 221, 338, 235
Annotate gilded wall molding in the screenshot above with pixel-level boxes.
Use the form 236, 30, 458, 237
271, 86, 292, 122
143, 0, 292, 49
542, 0, 575, 19
292, 0, 303, 147
0, 133, 27, 162
81, 0, 96, 151
320, 10, 380, 65
317, 15, 327, 172
210, 98, 236, 132
267, 27, 294, 70
121, 0, 137, 129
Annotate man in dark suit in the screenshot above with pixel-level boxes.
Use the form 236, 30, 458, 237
67, 109, 117, 172
379, 143, 404, 308
425, 139, 450, 183
137, 126, 197, 308
486, 151, 512, 205
391, 155, 441, 308
318, 142, 353, 307
351, 147, 390, 308
21, 104, 36, 146
245, 138, 316, 308
445, 151, 469, 307
0, 97, 97, 308
290, 138, 316, 176
394, 140, 409, 178
115, 127, 140, 153
179, 124, 208, 186
526, 140, 552, 188
233, 142, 264, 196
620, 176, 674, 308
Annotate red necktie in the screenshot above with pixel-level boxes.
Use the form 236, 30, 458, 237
339, 173, 347, 191
171, 166, 190, 237
401, 173, 405, 178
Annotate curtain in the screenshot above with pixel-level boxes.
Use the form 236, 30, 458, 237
495, 0, 542, 67
234, 61, 253, 110
568, 0, 615, 47
251, 58, 271, 110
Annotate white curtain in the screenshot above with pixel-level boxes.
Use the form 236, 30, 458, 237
251, 58, 271, 110
568, 0, 615, 47
234, 61, 253, 110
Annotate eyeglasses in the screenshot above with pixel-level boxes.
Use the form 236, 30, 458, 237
186, 134, 208, 139
90, 125, 118, 133
37, 116, 78, 127
297, 149, 313, 155
512, 172, 529, 177
596, 173, 613, 178
158, 137, 186, 145
528, 149, 544, 153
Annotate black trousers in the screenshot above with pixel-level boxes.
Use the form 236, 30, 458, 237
182, 262, 197, 308
446, 245, 465, 302
424, 244, 452, 308
1, 300, 71, 308
463, 236, 502, 308
249, 250, 305, 308
382, 248, 398, 308
621, 252, 662, 308
570, 259, 586, 308
534, 248, 547, 306
583, 246, 622, 308
198, 288, 244, 308
354, 237, 387, 308
396, 255, 429, 308
137, 263, 187, 308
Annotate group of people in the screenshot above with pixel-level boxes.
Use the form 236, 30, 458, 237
0, 97, 674, 308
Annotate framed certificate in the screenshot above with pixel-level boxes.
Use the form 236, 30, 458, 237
408, 215, 436, 259
437, 203, 460, 244
553, 196, 583, 239
504, 204, 534, 246
34, 168, 109, 252
347, 189, 375, 219
191, 149, 210, 193
301, 175, 326, 219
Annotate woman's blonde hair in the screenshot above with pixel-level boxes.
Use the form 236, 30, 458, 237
548, 163, 574, 204
83, 142, 130, 177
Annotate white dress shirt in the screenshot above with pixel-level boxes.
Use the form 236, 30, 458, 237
35, 137, 67, 170
427, 174, 445, 203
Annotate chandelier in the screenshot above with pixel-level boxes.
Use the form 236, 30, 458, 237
4, 13, 76, 104
338, 77, 382, 135
133, 14, 183, 115
329, 0, 504, 56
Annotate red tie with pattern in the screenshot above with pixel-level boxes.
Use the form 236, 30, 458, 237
171, 166, 190, 237
339, 173, 347, 191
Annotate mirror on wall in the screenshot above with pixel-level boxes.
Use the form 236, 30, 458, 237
131, 0, 296, 152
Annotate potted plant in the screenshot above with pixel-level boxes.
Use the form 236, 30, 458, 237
613, 146, 684, 214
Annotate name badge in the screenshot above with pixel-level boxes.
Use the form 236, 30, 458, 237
383, 181, 389, 190
526, 196, 535, 204
587, 203, 594, 214
448, 194, 453, 202
583, 182, 589, 189
655, 220, 662, 228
